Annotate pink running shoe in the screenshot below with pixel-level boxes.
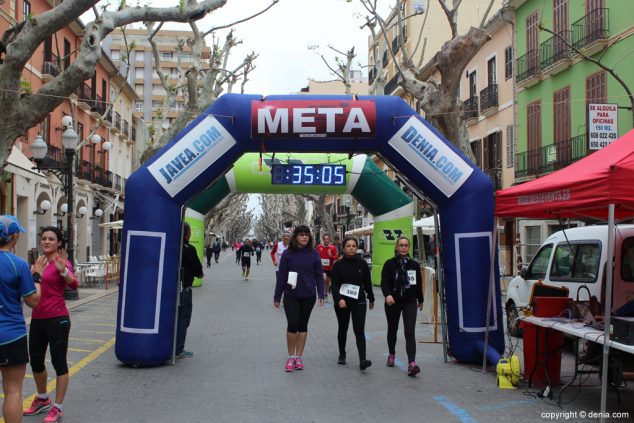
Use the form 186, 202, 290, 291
23, 397, 52, 416
43, 406, 63, 422
284, 357, 295, 372
294, 356, 304, 370
386, 354, 395, 367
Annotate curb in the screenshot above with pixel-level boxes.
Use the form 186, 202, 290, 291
68, 287, 119, 310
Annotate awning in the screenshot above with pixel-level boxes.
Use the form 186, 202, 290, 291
345, 216, 438, 237
99, 220, 124, 230
5, 146, 44, 178
94, 191, 124, 213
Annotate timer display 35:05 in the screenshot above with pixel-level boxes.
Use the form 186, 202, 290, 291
271, 164, 346, 186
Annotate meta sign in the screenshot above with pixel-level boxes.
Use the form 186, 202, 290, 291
251, 100, 376, 138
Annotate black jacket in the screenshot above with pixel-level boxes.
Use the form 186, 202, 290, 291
331, 256, 375, 306
182, 242, 203, 288
380, 255, 423, 304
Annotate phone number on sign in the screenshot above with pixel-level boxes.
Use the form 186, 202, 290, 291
541, 411, 630, 420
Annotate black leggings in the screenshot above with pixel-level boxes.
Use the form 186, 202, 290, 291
385, 301, 418, 363
334, 302, 367, 359
29, 316, 71, 375
283, 295, 316, 333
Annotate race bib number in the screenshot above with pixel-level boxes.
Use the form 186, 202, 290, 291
407, 270, 416, 285
340, 284, 360, 299
243, 252, 250, 258
321, 258, 330, 267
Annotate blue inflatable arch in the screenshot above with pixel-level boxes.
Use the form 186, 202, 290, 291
115, 94, 504, 366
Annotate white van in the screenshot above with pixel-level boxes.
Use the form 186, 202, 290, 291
505, 225, 634, 336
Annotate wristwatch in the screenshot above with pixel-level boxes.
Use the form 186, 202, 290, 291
60, 268, 69, 278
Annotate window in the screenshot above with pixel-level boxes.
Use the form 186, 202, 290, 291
553, 87, 571, 151
135, 52, 144, 62
586, 70, 607, 105
180, 53, 193, 62
23, 0, 31, 21
621, 237, 634, 282
506, 125, 514, 168
41, 116, 50, 144
470, 139, 482, 168
151, 101, 161, 111
525, 225, 542, 263
550, 242, 600, 282
487, 57, 496, 85
483, 131, 501, 170
63, 38, 71, 70
469, 71, 477, 98
135, 101, 144, 112
527, 100, 542, 171
504, 46, 513, 80
135, 84, 144, 96
161, 52, 173, 61
77, 122, 84, 161
526, 243, 553, 280
110, 50, 120, 61
135, 68, 144, 79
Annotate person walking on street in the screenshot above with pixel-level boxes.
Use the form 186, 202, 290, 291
205, 244, 213, 268
316, 233, 338, 302
0, 215, 40, 423
24, 226, 78, 422
270, 231, 291, 282
330, 236, 374, 371
238, 239, 254, 280
234, 241, 242, 264
175, 222, 203, 359
381, 236, 423, 377
255, 240, 263, 265
213, 238, 221, 263
274, 225, 324, 372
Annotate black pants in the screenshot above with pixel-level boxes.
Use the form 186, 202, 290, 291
256, 252, 262, 263
29, 316, 71, 375
206, 255, 212, 267
334, 302, 367, 360
283, 294, 316, 333
385, 301, 418, 363
214, 252, 220, 263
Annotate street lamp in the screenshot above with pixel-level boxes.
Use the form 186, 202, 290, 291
31, 119, 82, 300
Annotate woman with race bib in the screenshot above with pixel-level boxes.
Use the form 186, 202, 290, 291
330, 236, 374, 370
381, 236, 423, 377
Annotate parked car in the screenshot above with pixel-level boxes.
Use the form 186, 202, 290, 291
505, 225, 634, 336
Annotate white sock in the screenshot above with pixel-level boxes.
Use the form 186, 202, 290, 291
37, 393, 49, 400
53, 403, 62, 411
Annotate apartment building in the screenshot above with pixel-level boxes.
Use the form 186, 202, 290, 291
509, 0, 634, 262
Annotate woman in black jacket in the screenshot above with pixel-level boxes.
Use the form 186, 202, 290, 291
381, 236, 423, 377
331, 237, 374, 370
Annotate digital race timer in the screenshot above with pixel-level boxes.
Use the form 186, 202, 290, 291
271, 164, 346, 186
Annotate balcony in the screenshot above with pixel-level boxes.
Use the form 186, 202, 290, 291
515, 134, 587, 179
463, 96, 479, 123
516, 49, 541, 88
92, 94, 106, 117
77, 83, 94, 112
104, 170, 114, 190
113, 112, 122, 133
572, 8, 609, 54
541, 30, 573, 76
130, 127, 136, 142
76, 160, 92, 181
93, 166, 109, 187
41, 54, 59, 82
384, 74, 400, 95
479, 84, 498, 117
113, 173, 122, 192
40, 144, 63, 169
122, 120, 130, 139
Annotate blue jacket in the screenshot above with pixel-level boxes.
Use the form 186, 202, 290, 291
275, 247, 324, 302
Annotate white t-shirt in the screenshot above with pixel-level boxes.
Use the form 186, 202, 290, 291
273, 241, 288, 271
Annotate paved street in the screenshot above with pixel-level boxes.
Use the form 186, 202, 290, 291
12, 251, 632, 423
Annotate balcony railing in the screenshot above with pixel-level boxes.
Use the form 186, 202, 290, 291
572, 8, 608, 50
540, 30, 572, 69
516, 49, 540, 83
93, 94, 106, 115
104, 170, 113, 189
77, 160, 92, 181
463, 96, 479, 120
113, 174, 122, 192
114, 112, 121, 131
93, 166, 109, 186
384, 74, 400, 95
479, 84, 498, 112
42, 53, 59, 78
41, 144, 63, 169
105, 109, 113, 125
515, 134, 587, 178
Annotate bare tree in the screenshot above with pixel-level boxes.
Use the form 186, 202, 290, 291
358, 0, 497, 160
208, 193, 253, 242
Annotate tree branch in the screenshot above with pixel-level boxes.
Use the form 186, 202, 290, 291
203, 0, 279, 37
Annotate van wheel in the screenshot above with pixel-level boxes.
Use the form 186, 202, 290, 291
506, 302, 523, 338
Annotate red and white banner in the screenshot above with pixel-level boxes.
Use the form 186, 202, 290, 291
251, 100, 376, 139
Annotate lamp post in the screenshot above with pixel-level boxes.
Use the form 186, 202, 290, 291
31, 117, 95, 300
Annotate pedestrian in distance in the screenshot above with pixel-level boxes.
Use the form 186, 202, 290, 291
271, 231, 291, 283
238, 239, 254, 280
254, 239, 262, 265
381, 236, 423, 377
316, 233, 338, 302
205, 244, 213, 268
24, 226, 78, 422
175, 222, 203, 359
0, 215, 40, 423
213, 238, 221, 263
273, 225, 324, 372
234, 241, 242, 264
330, 236, 374, 371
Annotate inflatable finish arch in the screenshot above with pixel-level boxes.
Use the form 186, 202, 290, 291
116, 94, 504, 366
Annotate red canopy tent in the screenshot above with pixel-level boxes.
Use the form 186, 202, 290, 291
495, 128, 634, 418
495, 128, 634, 219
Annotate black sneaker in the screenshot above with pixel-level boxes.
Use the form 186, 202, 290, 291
360, 359, 372, 371
337, 354, 346, 365
407, 363, 420, 377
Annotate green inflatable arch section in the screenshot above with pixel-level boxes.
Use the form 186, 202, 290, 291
187, 153, 413, 283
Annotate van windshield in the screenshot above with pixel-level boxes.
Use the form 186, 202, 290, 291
527, 244, 553, 279
550, 242, 600, 282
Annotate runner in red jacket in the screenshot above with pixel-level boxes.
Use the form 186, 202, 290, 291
316, 233, 339, 302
